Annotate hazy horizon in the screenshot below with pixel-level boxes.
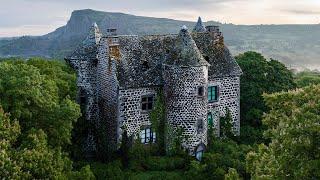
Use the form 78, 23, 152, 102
0, 0, 319, 37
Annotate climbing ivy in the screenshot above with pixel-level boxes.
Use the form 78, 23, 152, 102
220, 108, 234, 138
149, 89, 166, 155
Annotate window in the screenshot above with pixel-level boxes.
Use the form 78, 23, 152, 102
195, 144, 205, 161
198, 86, 204, 97
140, 127, 156, 144
196, 150, 204, 161
141, 95, 154, 111
208, 86, 218, 102
204, 56, 209, 61
142, 61, 150, 69
197, 119, 204, 134
208, 113, 213, 127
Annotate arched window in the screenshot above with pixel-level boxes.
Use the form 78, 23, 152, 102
140, 127, 156, 144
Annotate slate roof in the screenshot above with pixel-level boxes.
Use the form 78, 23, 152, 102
65, 23, 102, 60
66, 22, 242, 89
193, 17, 207, 32
164, 26, 209, 67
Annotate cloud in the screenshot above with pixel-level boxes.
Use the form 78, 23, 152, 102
0, 0, 319, 37
284, 9, 320, 15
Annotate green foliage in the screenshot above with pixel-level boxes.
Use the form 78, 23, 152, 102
247, 85, 320, 179
0, 58, 93, 179
68, 165, 96, 180
294, 70, 320, 88
26, 57, 77, 99
149, 89, 166, 155
85, 161, 124, 180
167, 127, 188, 156
236, 51, 296, 127
224, 168, 241, 180
0, 59, 80, 148
220, 108, 234, 138
128, 171, 183, 180
0, 107, 94, 179
236, 51, 296, 145
119, 129, 130, 169
186, 139, 251, 180
143, 156, 186, 171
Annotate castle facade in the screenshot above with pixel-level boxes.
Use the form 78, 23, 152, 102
65, 17, 242, 160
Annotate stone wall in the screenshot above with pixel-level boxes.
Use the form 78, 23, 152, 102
208, 76, 241, 135
66, 58, 99, 157
96, 38, 120, 155
163, 65, 208, 154
118, 87, 158, 137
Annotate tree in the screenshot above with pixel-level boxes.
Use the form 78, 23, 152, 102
0, 106, 94, 179
236, 51, 296, 144
149, 90, 166, 155
119, 130, 130, 169
0, 61, 80, 147
246, 85, 320, 179
294, 70, 320, 88
225, 168, 241, 180
186, 139, 251, 179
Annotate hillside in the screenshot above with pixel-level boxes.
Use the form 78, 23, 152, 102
0, 9, 319, 69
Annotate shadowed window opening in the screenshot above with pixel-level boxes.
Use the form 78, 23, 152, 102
198, 86, 204, 96
197, 119, 204, 134
141, 95, 154, 111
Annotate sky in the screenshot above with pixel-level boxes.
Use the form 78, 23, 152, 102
0, 0, 319, 37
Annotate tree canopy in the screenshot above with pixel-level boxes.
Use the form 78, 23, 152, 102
247, 85, 320, 179
0, 59, 80, 147
0, 58, 95, 179
235, 51, 296, 145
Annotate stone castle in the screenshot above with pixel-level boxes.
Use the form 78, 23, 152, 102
65, 17, 242, 160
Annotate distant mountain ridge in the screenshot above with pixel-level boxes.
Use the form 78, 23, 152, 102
1, 9, 319, 69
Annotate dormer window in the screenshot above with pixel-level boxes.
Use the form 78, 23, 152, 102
208, 86, 218, 102
141, 95, 154, 111
198, 86, 205, 97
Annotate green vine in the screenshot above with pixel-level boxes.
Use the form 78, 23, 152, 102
149, 89, 166, 155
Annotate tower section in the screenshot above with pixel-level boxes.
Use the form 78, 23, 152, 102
65, 23, 102, 159
163, 26, 210, 154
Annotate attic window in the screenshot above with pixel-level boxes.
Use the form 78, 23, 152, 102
198, 86, 204, 97
204, 56, 209, 61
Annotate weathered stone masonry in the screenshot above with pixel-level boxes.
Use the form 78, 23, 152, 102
65, 17, 242, 158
